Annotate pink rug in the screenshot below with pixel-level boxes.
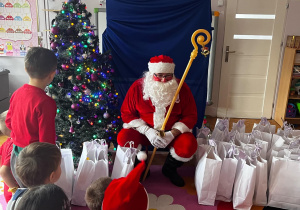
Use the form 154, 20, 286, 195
0, 166, 264, 210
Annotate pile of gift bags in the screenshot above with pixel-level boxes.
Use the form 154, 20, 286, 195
195, 118, 300, 209
55, 139, 141, 206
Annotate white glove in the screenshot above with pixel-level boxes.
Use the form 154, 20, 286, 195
144, 128, 166, 148
135, 125, 150, 135
162, 131, 174, 147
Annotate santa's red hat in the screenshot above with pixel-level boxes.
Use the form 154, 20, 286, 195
148, 55, 175, 74
102, 161, 148, 210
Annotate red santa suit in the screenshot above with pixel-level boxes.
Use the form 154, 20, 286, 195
117, 78, 198, 162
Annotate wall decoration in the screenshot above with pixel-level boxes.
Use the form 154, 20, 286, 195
0, 0, 38, 57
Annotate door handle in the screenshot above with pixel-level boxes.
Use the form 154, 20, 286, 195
225, 46, 236, 62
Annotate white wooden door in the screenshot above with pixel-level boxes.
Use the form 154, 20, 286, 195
217, 0, 287, 118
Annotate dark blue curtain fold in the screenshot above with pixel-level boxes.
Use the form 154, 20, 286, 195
103, 0, 212, 128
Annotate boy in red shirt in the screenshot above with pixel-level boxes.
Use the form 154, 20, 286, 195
0, 111, 18, 202
5, 47, 58, 187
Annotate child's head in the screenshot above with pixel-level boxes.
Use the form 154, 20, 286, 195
16, 142, 61, 188
85, 177, 112, 210
0, 110, 10, 137
24, 47, 57, 80
15, 184, 70, 210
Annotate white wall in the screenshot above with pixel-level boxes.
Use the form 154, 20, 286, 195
0, 57, 28, 96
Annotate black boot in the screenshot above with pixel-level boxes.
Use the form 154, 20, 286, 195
162, 153, 185, 187
134, 157, 150, 180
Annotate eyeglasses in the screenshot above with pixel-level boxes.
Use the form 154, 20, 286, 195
153, 73, 173, 80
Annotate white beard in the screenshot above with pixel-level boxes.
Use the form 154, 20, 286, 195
142, 72, 179, 129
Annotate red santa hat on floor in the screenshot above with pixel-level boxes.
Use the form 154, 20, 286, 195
102, 160, 148, 210
148, 55, 175, 74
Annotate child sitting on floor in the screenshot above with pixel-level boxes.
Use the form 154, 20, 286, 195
15, 184, 70, 210
0, 111, 18, 202
85, 160, 148, 210
6, 142, 62, 210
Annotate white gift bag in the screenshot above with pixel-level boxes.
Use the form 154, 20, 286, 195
236, 133, 268, 160
55, 148, 74, 201
216, 144, 238, 202
232, 119, 246, 134
268, 156, 300, 209
211, 118, 230, 142
195, 144, 222, 206
252, 117, 276, 134
72, 140, 109, 206
196, 126, 211, 145
233, 155, 256, 210
111, 141, 139, 179
251, 156, 268, 206
252, 130, 272, 151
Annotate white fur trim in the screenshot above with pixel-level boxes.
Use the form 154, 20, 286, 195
172, 122, 192, 133
123, 119, 146, 129
153, 107, 166, 130
148, 62, 175, 74
170, 147, 193, 162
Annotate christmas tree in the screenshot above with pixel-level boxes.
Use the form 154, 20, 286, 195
48, 0, 122, 165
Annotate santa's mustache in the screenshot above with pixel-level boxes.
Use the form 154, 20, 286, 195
142, 72, 178, 107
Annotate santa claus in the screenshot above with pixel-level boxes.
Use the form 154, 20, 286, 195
117, 55, 197, 187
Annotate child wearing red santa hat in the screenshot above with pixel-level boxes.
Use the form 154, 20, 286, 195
85, 154, 148, 210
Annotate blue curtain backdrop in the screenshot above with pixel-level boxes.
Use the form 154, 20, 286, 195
103, 0, 212, 129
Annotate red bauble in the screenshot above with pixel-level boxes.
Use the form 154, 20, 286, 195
58, 82, 64, 87
51, 42, 58, 50
76, 75, 82, 80
51, 26, 59, 35
91, 73, 98, 82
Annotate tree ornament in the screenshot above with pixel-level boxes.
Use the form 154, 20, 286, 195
103, 112, 110, 119
71, 103, 80, 111
82, 12, 86, 17
69, 126, 75, 133
76, 75, 82, 80
78, 32, 82, 36
51, 42, 59, 50
91, 73, 98, 82
73, 86, 80, 92
52, 94, 57, 99
61, 64, 68, 70
51, 26, 59, 35
84, 88, 91, 95
76, 119, 80, 124
58, 82, 64, 87
87, 37, 92, 44
70, 58, 74, 64
66, 93, 72, 99
82, 53, 87, 59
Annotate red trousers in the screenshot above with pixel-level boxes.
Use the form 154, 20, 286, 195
117, 128, 197, 162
